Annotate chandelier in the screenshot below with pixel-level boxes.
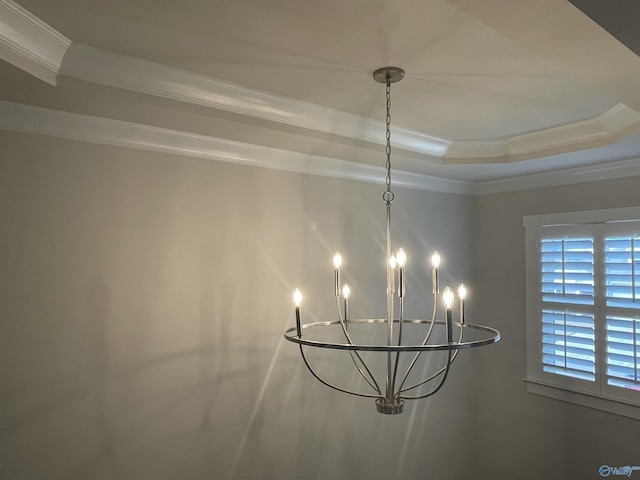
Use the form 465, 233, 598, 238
284, 67, 500, 414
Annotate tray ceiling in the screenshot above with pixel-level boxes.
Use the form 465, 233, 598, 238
2, 0, 640, 194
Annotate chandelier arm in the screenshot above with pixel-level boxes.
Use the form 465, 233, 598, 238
348, 351, 379, 393
399, 349, 453, 400
395, 299, 438, 395
335, 297, 383, 395
385, 278, 394, 401
397, 326, 463, 395
385, 207, 394, 403
298, 345, 380, 399
391, 296, 405, 399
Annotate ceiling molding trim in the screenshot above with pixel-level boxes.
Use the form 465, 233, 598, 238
4, 7, 640, 167
3, 98, 636, 197
598, 103, 640, 139
444, 104, 640, 164
473, 157, 640, 196
0, 0, 71, 85
506, 104, 640, 159
0, 100, 473, 195
60, 43, 452, 158
443, 140, 509, 164
59, 45, 640, 166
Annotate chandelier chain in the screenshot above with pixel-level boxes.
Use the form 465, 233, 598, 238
383, 78, 394, 204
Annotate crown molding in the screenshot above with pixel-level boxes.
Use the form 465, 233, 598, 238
0, 0, 70, 85
61, 44, 452, 158
2, 100, 639, 196
0, 100, 473, 195
444, 104, 640, 164
473, 157, 640, 196
507, 104, 640, 160
61, 44, 640, 165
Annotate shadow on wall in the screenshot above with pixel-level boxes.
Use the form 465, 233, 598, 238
0, 137, 479, 480
1, 270, 277, 479
1, 270, 466, 480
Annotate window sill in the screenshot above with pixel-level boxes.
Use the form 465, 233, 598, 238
524, 377, 640, 421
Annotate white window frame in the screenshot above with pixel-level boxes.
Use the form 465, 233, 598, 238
524, 206, 640, 419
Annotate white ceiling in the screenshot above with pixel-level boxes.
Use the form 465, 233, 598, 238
2, 0, 640, 193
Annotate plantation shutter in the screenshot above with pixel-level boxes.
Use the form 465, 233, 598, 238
540, 237, 595, 381
604, 234, 640, 390
525, 208, 640, 416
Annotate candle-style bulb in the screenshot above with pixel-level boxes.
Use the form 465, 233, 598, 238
396, 248, 407, 268
333, 252, 342, 296
444, 287, 454, 343
293, 288, 303, 338
333, 252, 343, 269
293, 288, 303, 307
458, 283, 467, 301
431, 251, 441, 269
443, 287, 454, 309
387, 255, 397, 295
341, 283, 351, 324
431, 251, 441, 294
396, 248, 407, 298
458, 283, 466, 325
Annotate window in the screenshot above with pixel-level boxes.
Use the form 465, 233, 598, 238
524, 207, 640, 419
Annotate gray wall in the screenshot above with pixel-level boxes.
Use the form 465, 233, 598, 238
1, 131, 478, 480
472, 177, 640, 480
